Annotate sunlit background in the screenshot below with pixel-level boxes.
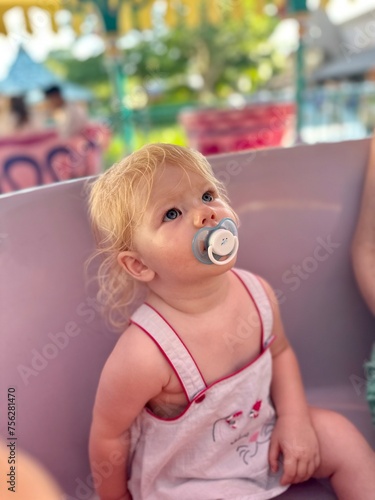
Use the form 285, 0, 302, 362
1, 0, 375, 173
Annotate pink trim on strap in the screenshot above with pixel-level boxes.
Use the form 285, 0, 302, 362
145, 302, 207, 386
231, 268, 274, 350
130, 304, 207, 401
130, 320, 190, 403
231, 269, 264, 353
130, 269, 273, 403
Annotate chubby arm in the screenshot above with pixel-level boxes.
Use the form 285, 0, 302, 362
89, 325, 167, 500
352, 133, 375, 314
259, 278, 320, 486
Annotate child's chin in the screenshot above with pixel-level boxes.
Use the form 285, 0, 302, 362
205, 259, 236, 272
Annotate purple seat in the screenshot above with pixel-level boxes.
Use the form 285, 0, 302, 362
0, 138, 374, 499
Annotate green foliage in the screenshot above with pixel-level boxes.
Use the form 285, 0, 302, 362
103, 124, 187, 169
45, 51, 109, 89
44, 1, 287, 149
122, 0, 283, 103
45, 50, 113, 117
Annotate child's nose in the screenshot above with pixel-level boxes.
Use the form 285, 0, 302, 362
193, 206, 217, 228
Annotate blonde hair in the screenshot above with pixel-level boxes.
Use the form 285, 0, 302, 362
88, 143, 231, 331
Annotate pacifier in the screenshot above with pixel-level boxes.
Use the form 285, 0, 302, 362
192, 218, 239, 266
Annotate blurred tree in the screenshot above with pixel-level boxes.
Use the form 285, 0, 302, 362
45, 50, 113, 117
44, 0, 288, 149
46, 51, 108, 90
122, 0, 284, 104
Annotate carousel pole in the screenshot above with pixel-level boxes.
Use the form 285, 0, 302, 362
98, 0, 155, 153
106, 34, 134, 154
96, 0, 135, 153
295, 14, 306, 143
286, 0, 308, 144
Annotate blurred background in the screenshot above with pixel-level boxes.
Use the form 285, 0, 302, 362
1, 0, 375, 188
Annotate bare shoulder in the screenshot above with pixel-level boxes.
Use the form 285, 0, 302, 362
92, 323, 171, 429
101, 322, 170, 393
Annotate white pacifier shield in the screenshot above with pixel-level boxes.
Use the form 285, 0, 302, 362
192, 217, 239, 266
209, 229, 235, 256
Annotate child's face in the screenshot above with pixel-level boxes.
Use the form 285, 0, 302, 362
132, 163, 237, 281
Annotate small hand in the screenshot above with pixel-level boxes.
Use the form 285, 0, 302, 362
268, 415, 321, 485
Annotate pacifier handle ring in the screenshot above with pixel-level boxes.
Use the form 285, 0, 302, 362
207, 237, 239, 266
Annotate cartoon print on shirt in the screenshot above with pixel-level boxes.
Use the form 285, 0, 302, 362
225, 410, 244, 430
212, 400, 262, 442
236, 419, 275, 465
249, 399, 262, 418
212, 399, 275, 464
212, 411, 244, 442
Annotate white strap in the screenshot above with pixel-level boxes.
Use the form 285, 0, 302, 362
232, 269, 274, 347
131, 304, 206, 401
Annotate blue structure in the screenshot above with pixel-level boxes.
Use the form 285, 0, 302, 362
0, 46, 92, 101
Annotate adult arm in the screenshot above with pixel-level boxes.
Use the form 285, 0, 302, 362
352, 133, 375, 314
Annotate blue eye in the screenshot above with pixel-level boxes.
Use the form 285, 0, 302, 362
202, 191, 214, 203
163, 208, 181, 221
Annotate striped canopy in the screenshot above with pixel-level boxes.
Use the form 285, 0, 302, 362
0, 46, 92, 99
0, 0, 60, 35
0, 1, 333, 37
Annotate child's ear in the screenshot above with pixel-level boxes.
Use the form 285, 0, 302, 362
117, 251, 155, 282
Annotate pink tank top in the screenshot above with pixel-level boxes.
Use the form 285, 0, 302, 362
128, 268, 289, 499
